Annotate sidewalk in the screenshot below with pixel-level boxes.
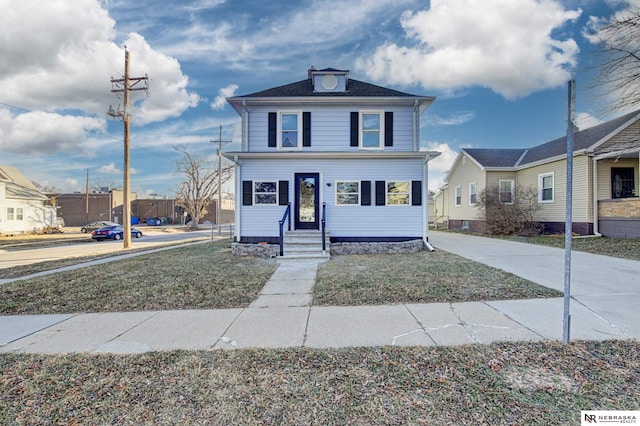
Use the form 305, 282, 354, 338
1, 232, 638, 354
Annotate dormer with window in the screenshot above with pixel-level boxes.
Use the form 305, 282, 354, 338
310, 68, 349, 93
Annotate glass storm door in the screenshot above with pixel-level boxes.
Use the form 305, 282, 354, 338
294, 173, 320, 230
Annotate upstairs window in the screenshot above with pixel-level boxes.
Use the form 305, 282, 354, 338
361, 112, 383, 149
279, 112, 301, 149
336, 181, 360, 205
499, 180, 514, 204
539, 173, 554, 203
269, 112, 311, 149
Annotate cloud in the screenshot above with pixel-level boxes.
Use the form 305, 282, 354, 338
0, 0, 199, 151
424, 141, 460, 190
0, 108, 104, 155
355, 0, 582, 99
427, 112, 475, 127
99, 162, 121, 174
575, 112, 604, 129
211, 84, 239, 110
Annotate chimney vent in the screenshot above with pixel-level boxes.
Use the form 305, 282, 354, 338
308, 66, 316, 79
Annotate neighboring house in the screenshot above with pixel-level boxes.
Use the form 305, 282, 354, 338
435, 110, 640, 238
0, 165, 57, 235
225, 67, 440, 255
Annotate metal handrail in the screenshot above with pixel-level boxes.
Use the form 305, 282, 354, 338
278, 203, 291, 256
321, 202, 327, 254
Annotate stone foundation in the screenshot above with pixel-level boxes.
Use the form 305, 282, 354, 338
330, 239, 424, 255
231, 242, 278, 258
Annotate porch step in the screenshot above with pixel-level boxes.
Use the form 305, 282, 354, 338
280, 230, 330, 259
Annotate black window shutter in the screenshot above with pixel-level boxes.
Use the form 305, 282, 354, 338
303, 112, 311, 147
268, 112, 277, 147
375, 181, 386, 206
278, 181, 289, 205
242, 181, 253, 206
384, 111, 393, 147
350, 112, 359, 147
361, 181, 371, 206
412, 180, 422, 206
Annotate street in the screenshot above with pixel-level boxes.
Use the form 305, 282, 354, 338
0, 228, 218, 269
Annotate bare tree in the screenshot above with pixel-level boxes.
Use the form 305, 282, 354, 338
587, 7, 640, 113
476, 184, 543, 236
175, 147, 234, 230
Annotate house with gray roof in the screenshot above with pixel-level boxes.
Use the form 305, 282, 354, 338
434, 110, 640, 238
224, 67, 440, 257
0, 165, 57, 235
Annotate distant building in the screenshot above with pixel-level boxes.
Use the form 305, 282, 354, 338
0, 165, 57, 235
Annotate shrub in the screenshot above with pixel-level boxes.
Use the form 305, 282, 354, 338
477, 184, 544, 236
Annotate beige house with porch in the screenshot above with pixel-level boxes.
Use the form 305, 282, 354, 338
435, 110, 640, 238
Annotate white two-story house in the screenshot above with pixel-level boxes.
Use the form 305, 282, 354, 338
225, 68, 440, 257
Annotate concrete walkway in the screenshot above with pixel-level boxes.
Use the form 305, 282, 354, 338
1, 232, 638, 354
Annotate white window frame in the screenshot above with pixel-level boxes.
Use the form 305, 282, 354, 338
498, 179, 514, 204
386, 180, 410, 206
277, 111, 302, 150
335, 180, 360, 206
455, 186, 462, 207
469, 182, 477, 205
360, 110, 384, 150
7, 207, 15, 221
539, 172, 554, 203
16, 207, 23, 220
253, 181, 278, 205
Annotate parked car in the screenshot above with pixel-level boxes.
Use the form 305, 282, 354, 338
81, 221, 118, 233
146, 217, 162, 226
91, 225, 143, 241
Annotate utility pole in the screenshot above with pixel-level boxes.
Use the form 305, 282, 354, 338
563, 78, 576, 344
210, 125, 231, 235
108, 48, 148, 249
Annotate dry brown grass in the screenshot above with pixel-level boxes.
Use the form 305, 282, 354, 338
1, 340, 638, 425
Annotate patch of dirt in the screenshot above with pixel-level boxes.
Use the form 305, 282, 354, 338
503, 366, 579, 393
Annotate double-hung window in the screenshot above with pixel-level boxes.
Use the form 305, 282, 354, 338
539, 172, 554, 203
455, 186, 462, 206
254, 181, 277, 205
499, 180, 514, 204
360, 111, 383, 149
469, 182, 477, 205
7, 207, 14, 221
387, 181, 410, 205
336, 181, 360, 205
279, 112, 301, 149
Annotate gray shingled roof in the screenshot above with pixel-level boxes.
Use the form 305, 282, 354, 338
463, 148, 526, 167
238, 77, 424, 98
465, 109, 640, 168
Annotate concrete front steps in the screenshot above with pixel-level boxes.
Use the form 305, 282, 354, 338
280, 230, 330, 260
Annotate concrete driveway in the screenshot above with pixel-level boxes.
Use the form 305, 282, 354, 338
428, 230, 640, 339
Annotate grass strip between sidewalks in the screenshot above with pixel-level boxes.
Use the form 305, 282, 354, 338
1, 340, 638, 424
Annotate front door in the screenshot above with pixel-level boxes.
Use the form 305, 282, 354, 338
294, 173, 320, 230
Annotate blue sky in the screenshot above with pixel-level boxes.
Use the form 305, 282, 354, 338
1, 0, 638, 197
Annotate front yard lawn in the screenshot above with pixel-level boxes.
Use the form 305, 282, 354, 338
314, 250, 562, 306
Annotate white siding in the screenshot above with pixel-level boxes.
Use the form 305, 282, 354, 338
247, 106, 416, 152
239, 158, 425, 238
